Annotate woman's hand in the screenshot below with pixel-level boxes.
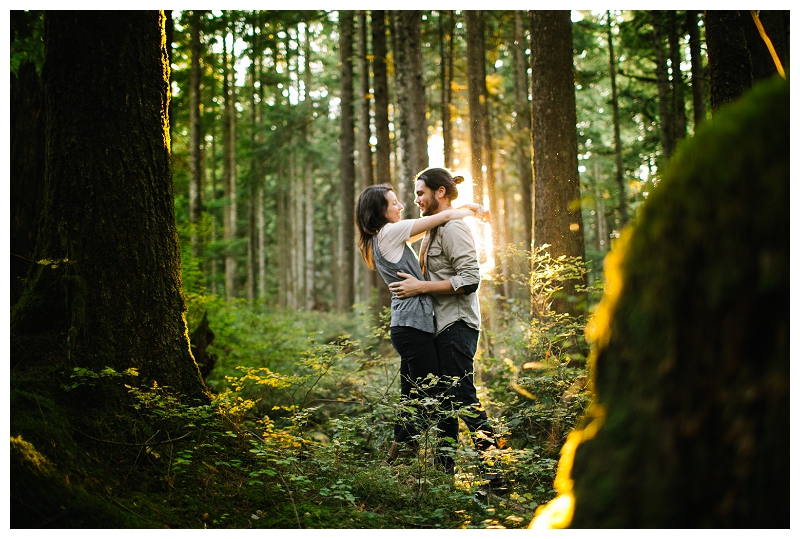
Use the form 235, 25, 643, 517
459, 203, 485, 219
389, 272, 424, 299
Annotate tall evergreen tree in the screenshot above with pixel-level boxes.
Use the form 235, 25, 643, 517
12, 10, 207, 398
530, 10, 586, 314
337, 10, 356, 312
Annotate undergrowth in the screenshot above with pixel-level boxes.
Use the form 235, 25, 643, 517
10, 247, 598, 529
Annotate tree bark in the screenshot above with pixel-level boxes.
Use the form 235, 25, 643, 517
372, 11, 390, 185
667, 10, 687, 145
371, 10, 392, 311
10, 60, 46, 307
356, 10, 374, 307
686, 10, 707, 129
221, 18, 238, 300
189, 10, 203, 261
304, 17, 315, 310
741, 10, 790, 82
465, 10, 485, 204
406, 11, 428, 175
12, 10, 207, 398
530, 10, 586, 314
651, 10, 675, 159
390, 11, 418, 219
512, 10, 533, 251
607, 11, 627, 228
440, 11, 454, 170
705, 10, 752, 113
338, 10, 356, 312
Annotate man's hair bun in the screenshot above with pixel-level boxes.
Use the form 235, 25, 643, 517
453, 175, 465, 185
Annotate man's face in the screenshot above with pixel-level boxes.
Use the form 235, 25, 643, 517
415, 179, 440, 216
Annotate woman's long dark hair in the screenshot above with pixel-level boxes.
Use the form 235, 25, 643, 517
355, 183, 394, 270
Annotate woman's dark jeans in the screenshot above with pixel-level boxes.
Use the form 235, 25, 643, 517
434, 320, 497, 474
390, 326, 441, 445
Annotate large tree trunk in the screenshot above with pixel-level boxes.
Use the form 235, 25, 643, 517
337, 10, 356, 312
465, 10, 485, 204
10, 60, 46, 307
512, 10, 533, 251
530, 10, 586, 315
607, 11, 627, 228
686, 10, 707, 129
705, 10, 753, 113
651, 10, 675, 159
11, 10, 207, 398
189, 10, 203, 261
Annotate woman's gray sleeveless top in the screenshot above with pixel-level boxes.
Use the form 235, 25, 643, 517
373, 237, 436, 333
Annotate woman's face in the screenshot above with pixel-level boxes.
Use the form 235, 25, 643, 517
383, 190, 404, 223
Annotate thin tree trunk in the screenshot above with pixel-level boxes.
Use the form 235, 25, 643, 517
371, 10, 392, 311
705, 10, 752, 113
338, 10, 356, 312
607, 11, 627, 227
189, 10, 203, 260
372, 11, 390, 184
687, 10, 706, 129
304, 18, 315, 310
406, 11, 428, 175
652, 10, 675, 159
667, 10, 687, 145
357, 10, 374, 307
277, 160, 288, 308
221, 22, 237, 300
465, 10, 485, 204
391, 11, 417, 219
512, 10, 533, 251
247, 54, 259, 304
440, 10, 454, 170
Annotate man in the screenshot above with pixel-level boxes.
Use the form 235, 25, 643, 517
389, 167, 507, 494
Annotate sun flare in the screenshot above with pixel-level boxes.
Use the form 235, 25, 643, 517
427, 135, 495, 275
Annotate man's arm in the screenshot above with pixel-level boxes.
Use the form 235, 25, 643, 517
388, 272, 461, 299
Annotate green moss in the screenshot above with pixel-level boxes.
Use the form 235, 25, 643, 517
536, 75, 790, 528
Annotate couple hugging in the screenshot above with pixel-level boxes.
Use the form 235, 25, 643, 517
355, 167, 507, 494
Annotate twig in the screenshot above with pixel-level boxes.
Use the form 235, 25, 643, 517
108, 497, 155, 525
276, 470, 302, 529
72, 428, 192, 447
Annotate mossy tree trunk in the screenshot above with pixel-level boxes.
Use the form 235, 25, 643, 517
11, 11, 207, 400
531, 76, 789, 529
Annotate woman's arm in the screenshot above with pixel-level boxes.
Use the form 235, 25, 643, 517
407, 204, 482, 237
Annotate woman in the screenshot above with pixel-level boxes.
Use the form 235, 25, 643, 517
355, 182, 480, 462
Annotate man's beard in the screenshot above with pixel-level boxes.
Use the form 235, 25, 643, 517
422, 197, 439, 216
